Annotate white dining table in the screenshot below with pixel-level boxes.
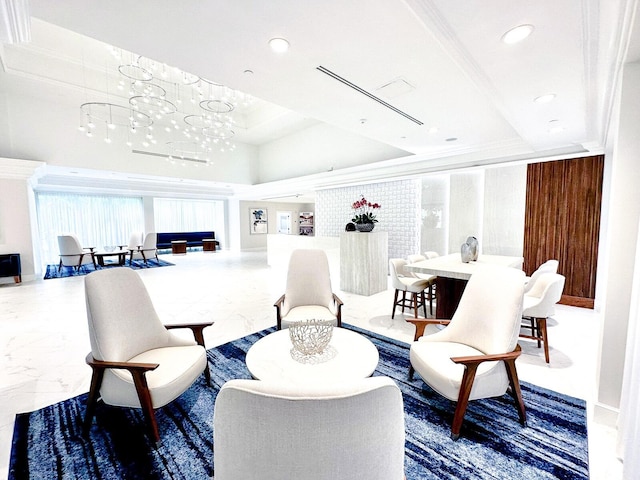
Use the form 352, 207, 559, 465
405, 253, 523, 318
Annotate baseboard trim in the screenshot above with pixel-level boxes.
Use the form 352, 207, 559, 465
560, 295, 594, 309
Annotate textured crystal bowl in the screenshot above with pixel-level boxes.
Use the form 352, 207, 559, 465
103, 245, 116, 252
289, 319, 334, 356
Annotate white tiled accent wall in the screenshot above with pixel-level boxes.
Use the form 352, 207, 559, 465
315, 179, 421, 261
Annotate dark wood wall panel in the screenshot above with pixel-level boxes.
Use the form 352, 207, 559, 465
523, 155, 604, 308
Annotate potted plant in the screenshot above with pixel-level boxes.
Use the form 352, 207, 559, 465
351, 195, 381, 232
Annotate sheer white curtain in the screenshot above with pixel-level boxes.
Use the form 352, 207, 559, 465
617, 221, 640, 479
154, 198, 225, 239
36, 193, 144, 264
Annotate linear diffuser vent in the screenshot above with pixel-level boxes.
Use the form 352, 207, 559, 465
132, 149, 209, 164
316, 66, 423, 125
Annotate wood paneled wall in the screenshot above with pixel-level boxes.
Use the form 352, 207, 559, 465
523, 155, 604, 308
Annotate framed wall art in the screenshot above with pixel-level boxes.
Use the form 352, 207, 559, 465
250, 208, 268, 234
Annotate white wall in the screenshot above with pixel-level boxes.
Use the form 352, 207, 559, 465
315, 179, 421, 262
257, 123, 410, 183
596, 61, 640, 420
238, 200, 315, 251
448, 172, 484, 254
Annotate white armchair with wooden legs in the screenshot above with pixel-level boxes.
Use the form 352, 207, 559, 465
214, 377, 406, 480
83, 268, 213, 443
407, 266, 527, 440
274, 249, 343, 330
57, 234, 96, 272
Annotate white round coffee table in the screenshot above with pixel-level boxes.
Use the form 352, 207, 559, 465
245, 328, 379, 384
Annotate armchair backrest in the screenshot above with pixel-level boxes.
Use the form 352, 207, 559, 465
283, 249, 334, 312
85, 268, 171, 362
127, 232, 144, 250
434, 266, 525, 355
58, 234, 83, 255
424, 251, 440, 259
523, 273, 565, 318
141, 232, 157, 249
214, 376, 405, 480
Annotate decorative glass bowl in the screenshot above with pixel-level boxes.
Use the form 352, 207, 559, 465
289, 319, 334, 363
104, 245, 116, 252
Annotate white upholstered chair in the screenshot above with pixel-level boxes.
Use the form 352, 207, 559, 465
520, 272, 566, 363
424, 251, 440, 259
407, 254, 436, 315
83, 268, 213, 442
524, 259, 559, 293
213, 377, 405, 480
408, 266, 526, 439
274, 249, 343, 330
129, 232, 158, 265
57, 234, 96, 271
390, 258, 430, 319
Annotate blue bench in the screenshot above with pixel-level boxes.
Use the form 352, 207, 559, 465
156, 231, 219, 250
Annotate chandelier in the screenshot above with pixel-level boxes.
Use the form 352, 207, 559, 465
78, 47, 252, 166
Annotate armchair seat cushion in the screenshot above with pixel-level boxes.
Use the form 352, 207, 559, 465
410, 341, 508, 401
280, 305, 338, 328
101, 345, 207, 409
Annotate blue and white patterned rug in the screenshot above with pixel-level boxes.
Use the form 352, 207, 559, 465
43, 258, 174, 279
9, 326, 589, 479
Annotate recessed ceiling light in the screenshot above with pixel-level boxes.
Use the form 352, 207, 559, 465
243, 69, 254, 75
534, 93, 556, 104
269, 37, 290, 53
428, 127, 439, 134
501, 24, 534, 44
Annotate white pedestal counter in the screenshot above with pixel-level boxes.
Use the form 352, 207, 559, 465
340, 231, 388, 296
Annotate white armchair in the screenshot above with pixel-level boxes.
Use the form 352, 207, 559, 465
390, 258, 431, 318
213, 377, 405, 480
408, 266, 526, 439
129, 232, 158, 265
274, 249, 343, 330
57, 234, 96, 271
83, 268, 212, 442
520, 272, 566, 363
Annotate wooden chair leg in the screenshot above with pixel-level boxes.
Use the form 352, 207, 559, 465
451, 363, 479, 440
391, 289, 399, 319
504, 358, 527, 426
401, 291, 407, 314
83, 366, 105, 433
131, 370, 160, 443
538, 317, 550, 363
408, 365, 415, 380
421, 291, 427, 318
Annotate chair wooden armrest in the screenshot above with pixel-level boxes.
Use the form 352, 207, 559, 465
165, 321, 214, 347
332, 293, 344, 327
274, 294, 285, 330
406, 318, 451, 341
83, 247, 96, 252
451, 344, 522, 366
85, 353, 159, 372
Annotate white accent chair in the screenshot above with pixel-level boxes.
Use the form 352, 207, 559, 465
57, 234, 96, 271
129, 232, 159, 265
424, 251, 440, 259
408, 266, 527, 440
520, 272, 566, 363
390, 258, 430, 319
83, 268, 213, 442
213, 377, 405, 480
407, 254, 436, 315
274, 249, 343, 330
524, 259, 559, 293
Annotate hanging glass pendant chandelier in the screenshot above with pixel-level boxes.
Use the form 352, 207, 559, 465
78, 48, 251, 166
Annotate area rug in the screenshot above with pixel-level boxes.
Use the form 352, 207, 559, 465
9, 326, 589, 479
43, 258, 174, 279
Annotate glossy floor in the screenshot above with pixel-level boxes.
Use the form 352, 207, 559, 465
0, 250, 622, 479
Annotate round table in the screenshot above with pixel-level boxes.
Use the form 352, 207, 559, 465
246, 328, 379, 385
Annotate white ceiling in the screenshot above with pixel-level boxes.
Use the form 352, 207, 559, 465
1, 0, 638, 201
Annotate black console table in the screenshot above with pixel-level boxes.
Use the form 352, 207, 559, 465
0, 253, 21, 284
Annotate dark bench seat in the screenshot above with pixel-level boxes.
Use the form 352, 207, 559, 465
156, 231, 220, 250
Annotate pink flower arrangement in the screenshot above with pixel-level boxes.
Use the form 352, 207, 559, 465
351, 196, 381, 224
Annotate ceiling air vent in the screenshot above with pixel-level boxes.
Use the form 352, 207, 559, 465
316, 66, 423, 125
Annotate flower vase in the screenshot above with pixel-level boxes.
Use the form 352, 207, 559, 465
355, 223, 375, 232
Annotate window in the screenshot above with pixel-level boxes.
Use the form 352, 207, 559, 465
153, 198, 225, 239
